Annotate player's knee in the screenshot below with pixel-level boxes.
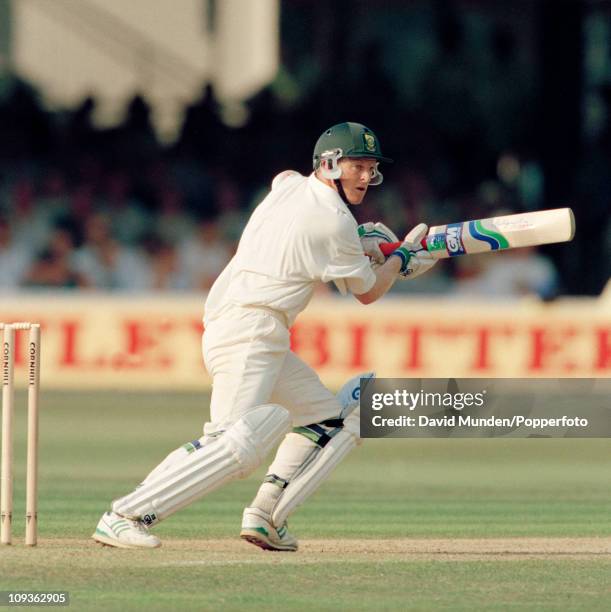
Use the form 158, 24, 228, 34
224, 403, 291, 476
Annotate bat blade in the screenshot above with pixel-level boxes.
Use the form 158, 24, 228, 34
379, 208, 575, 259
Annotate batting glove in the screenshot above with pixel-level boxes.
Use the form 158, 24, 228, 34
391, 223, 437, 280
358, 222, 399, 265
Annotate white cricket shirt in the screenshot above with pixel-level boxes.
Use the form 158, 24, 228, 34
204, 172, 375, 327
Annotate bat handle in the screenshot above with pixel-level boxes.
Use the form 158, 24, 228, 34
379, 240, 427, 256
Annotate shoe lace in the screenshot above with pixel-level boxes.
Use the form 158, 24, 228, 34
127, 518, 150, 534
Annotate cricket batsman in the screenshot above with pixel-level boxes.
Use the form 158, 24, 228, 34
93, 122, 436, 550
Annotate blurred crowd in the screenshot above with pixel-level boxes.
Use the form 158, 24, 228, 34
0, 79, 566, 299
0, 76, 563, 299
0, 78, 251, 293
5, 10, 610, 300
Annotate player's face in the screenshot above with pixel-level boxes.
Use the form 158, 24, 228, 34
338, 158, 378, 205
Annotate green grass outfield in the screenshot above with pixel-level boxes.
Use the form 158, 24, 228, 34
1, 390, 610, 611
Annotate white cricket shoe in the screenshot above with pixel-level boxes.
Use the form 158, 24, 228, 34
240, 507, 298, 552
92, 511, 161, 549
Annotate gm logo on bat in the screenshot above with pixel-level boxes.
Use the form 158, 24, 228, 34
445, 223, 466, 256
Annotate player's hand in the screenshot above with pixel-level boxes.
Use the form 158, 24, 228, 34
390, 223, 437, 280
358, 222, 399, 265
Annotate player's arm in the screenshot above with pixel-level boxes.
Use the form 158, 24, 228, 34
353, 256, 401, 304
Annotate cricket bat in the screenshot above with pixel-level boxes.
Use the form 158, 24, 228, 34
379, 208, 575, 259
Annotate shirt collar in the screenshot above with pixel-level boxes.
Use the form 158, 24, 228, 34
308, 172, 351, 215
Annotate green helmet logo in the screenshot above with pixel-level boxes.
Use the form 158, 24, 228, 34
363, 132, 377, 153
313, 122, 392, 186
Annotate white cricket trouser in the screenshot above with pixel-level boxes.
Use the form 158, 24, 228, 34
202, 306, 341, 434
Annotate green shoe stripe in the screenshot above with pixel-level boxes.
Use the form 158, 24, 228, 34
249, 526, 269, 537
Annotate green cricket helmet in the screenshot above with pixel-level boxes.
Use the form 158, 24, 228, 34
312, 122, 392, 186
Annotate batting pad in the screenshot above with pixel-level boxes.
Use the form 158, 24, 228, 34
271, 408, 361, 527
140, 439, 206, 484
112, 404, 290, 524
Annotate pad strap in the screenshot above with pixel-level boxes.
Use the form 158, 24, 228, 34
181, 439, 202, 454
263, 473, 289, 489
293, 420, 344, 449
